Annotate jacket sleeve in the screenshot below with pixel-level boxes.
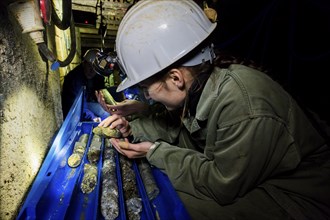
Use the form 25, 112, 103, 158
146, 116, 300, 205
130, 108, 182, 144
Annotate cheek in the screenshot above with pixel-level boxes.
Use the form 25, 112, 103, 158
147, 91, 162, 102
158, 91, 186, 109
148, 82, 186, 107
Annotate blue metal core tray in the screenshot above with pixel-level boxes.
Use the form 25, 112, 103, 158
17, 89, 190, 220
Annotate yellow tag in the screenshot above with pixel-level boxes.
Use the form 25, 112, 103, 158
203, 1, 218, 22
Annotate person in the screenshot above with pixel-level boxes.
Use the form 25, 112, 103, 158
96, 0, 330, 219
61, 48, 111, 122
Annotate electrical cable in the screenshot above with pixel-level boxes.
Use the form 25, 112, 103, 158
51, 0, 72, 30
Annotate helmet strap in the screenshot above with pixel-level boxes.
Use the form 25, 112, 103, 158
182, 44, 215, 66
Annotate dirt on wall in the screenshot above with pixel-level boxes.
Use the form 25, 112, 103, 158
0, 6, 63, 220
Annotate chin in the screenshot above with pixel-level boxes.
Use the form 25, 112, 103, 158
165, 105, 177, 111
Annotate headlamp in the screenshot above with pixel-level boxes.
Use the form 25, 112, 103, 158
92, 51, 118, 77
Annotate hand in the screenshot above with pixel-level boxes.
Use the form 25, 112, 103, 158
107, 99, 149, 116
95, 90, 149, 116
99, 114, 131, 137
95, 90, 110, 113
110, 138, 154, 158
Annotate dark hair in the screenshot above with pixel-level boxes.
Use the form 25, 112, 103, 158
213, 49, 269, 73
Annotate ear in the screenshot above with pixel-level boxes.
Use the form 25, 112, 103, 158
168, 68, 185, 89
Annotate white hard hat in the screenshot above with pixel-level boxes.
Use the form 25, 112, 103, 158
116, 0, 217, 92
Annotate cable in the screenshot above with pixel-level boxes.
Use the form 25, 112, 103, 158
51, 0, 72, 30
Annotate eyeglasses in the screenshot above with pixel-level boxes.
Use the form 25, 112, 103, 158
138, 80, 164, 99
137, 84, 150, 97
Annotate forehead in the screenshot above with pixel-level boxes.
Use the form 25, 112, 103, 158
139, 78, 153, 87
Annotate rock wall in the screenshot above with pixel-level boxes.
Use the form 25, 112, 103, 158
0, 6, 63, 220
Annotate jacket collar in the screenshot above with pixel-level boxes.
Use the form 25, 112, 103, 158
183, 67, 225, 133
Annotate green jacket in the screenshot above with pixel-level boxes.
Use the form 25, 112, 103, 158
130, 64, 330, 218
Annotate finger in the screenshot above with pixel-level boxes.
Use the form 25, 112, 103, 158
110, 106, 121, 112
104, 104, 114, 112
118, 140, 129, 149
110, 139, 127, 155
95, 91, 103, 102
98, 115, 115, 127
108, 104, 117, 109
117, 124, 126, 133
98, 118, 108, 127
110, 108, 118, 113
121, 149, 146, 159
112, 140, 145, 159
111, 137, 129, 149
108, 117, 125, 129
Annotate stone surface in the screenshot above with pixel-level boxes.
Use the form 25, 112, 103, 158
0, 6, 63, 220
